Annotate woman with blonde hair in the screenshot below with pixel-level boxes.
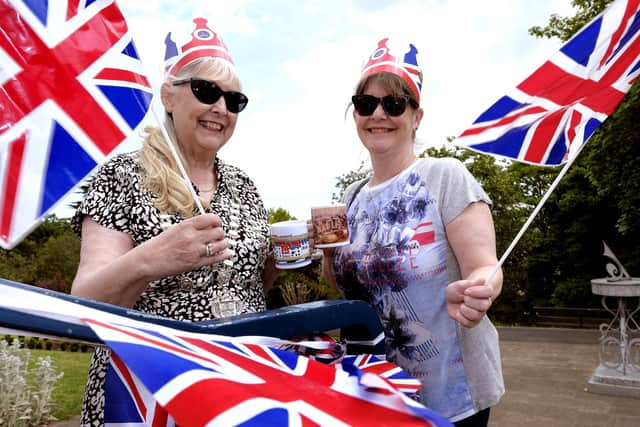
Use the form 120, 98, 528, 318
71, 18, 275, 424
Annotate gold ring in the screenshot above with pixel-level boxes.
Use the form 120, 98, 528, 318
205, 242, 214, 257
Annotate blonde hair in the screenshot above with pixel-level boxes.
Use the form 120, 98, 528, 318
139, 58, 241, 217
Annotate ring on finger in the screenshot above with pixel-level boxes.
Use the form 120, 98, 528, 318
205, 242, 214, 257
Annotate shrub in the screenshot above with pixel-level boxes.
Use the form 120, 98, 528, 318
267, 261, 341, 309
0, 339, 64, 426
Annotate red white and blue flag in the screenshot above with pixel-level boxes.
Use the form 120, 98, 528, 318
105, 353, 175, 426
342, 354, 423, 396
0, 0, 152, 249
456, 0, 640, 166
87, 319, 452, 427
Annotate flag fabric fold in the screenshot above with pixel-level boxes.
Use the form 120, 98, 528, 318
456, 0, 640, 166
86, 318, 452, 427
0, 280, 451, 426
0, 0, 153, 249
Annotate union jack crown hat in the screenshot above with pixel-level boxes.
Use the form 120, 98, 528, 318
360, 37, 423, 103
164, 17, 234, 77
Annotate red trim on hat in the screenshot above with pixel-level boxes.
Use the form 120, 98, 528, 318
168, 48, 234, 76
362, 63, 421, 102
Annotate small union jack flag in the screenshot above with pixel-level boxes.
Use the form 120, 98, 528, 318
456, 0, 640, 166
342, 354, 423, 396
0, 0, 152, 249
86, 318, 453, 427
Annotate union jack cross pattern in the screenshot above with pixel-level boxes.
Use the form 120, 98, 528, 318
89, 319, 452, 427
0, 0, 152, 249
457, 0, 640, 166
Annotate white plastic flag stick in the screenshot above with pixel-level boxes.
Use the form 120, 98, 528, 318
485, 140, 589, 285
151, 103, 235, 267
150, 105, 206, 215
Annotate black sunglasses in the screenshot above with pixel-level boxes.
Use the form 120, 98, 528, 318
352, 94, 418, 117
172, 78, 249, 113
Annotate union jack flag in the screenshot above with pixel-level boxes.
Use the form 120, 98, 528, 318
342, 354, 423, 396
86, 318, 453, 427
281, 334, 422, 396
105, 353, 175, 426
456, 0, 640, 166
0, 0, 152, 249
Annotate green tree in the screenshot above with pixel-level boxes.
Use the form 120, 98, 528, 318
332, 161, 370, 201
32, 233, 81, 293
0, 216, 79, 292
529, 0, 613, 42
267, 207, 296, 223
524, 0, 640, 307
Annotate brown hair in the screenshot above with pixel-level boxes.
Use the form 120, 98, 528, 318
354, 72, 418, 102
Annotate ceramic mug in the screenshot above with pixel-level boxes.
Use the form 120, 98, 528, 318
311, 204, 350, 248
270, 220, 312, 269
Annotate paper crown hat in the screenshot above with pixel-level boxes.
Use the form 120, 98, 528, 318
164, 18, 234, 76
360, 37, 423, 102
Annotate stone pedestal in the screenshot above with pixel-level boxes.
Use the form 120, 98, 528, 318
587, 278, 640, 398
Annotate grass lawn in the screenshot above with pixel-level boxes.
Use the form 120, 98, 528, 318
33, 349, 93, 421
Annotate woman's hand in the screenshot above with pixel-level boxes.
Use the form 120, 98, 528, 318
140, 213, 232, 279
72, 213, 231, 307
446, 278, 494, 328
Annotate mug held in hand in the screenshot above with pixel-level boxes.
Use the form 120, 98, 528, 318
311, 204, 350, 248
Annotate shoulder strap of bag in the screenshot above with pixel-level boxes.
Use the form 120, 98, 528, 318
346, 178, 370, 210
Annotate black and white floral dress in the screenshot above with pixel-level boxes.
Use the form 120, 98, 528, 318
71, 151, 270, 425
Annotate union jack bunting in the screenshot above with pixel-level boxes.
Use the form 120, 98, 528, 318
0, 0, 152, 249
456, 0, 640, 166
86, 319, 453, 427
281, 334, 423, 396
342, 354, 423, 396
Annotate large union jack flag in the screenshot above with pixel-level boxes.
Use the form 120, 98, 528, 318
0, 0, 152, 249
456, 0, 640, 166
105, 353, 176, 426
86, 319, 452, 427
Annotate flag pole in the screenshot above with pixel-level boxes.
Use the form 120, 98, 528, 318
150, 104, 206, 215
485, 141, 589, 285
150, 104, 235, 266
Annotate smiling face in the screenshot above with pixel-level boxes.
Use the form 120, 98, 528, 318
161, 59, 241, 158
353, 73, 423, 159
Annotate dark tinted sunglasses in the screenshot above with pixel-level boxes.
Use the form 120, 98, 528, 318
173, 78, 249, 113
352, 94, 418, 117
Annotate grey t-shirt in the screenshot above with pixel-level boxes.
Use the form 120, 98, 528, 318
333, 157, 504, 421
